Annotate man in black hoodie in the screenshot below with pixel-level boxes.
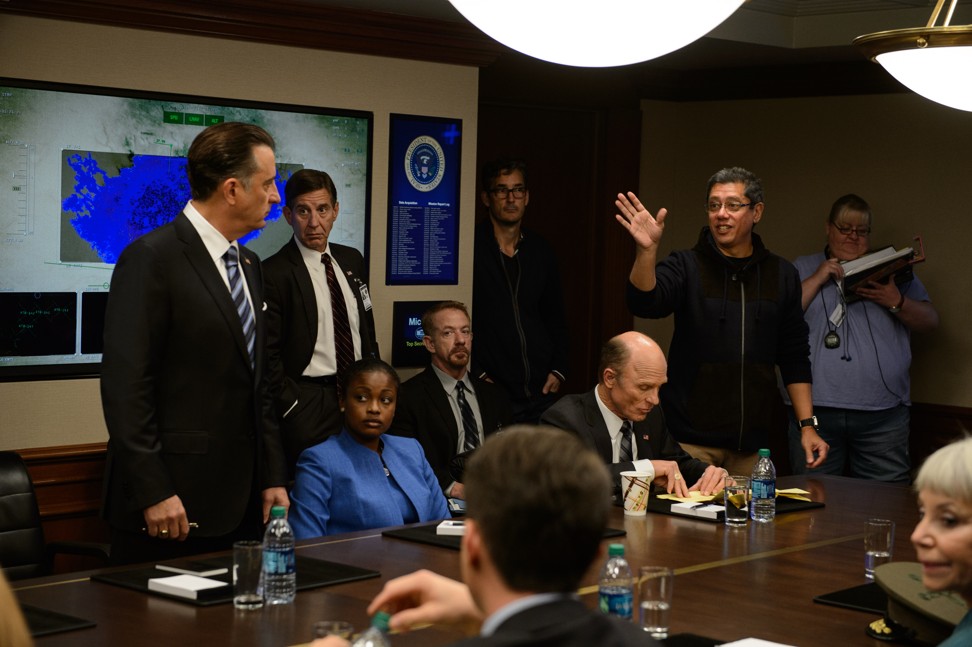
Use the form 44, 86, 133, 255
615, 167, 828, 475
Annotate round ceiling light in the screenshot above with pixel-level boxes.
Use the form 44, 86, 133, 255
447, 1, 746, 68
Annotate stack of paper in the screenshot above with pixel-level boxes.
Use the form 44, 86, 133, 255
148, 574, 229, 600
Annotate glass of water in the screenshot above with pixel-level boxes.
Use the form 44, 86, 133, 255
864, 518, 895, 579
638, 566, 674, 638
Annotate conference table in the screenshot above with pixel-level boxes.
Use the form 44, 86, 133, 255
13, 475, 923, 646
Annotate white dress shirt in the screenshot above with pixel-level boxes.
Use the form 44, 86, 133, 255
292, 236, 363, 377
593, 387, 655, 480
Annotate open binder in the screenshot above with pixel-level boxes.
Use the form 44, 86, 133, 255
840, 235, 925, 303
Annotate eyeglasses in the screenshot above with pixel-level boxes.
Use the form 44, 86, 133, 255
489, 186, 527, 199
832, 224, 871, 237
706, 201, 752, 214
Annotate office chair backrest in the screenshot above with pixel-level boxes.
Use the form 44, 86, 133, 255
0, 451, 48, 581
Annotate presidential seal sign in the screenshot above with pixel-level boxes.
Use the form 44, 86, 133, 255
405, 136, 445, 192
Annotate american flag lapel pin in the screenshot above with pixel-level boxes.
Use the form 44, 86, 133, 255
642, 435, 650, 441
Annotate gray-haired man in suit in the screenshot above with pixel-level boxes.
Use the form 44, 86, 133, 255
392, 301, 511, 499
263, 169, 379, 477
101, 122, 289, 564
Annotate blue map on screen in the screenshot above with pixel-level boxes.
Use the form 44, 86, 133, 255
61, 152, 292, 263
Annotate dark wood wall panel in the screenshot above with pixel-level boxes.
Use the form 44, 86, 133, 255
0, 0, 502, 67
18, 443, 110, 559
475, 103, 640, 392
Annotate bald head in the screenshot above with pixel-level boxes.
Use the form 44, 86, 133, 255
597, 331, 667, 421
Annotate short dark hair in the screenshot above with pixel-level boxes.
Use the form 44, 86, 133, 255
186, 122, 275, 201
480, 157, 528, 192
284, 168, 339, 209
828, 193, 872, 226
421, 301, 470, 337
464, 425, 611, 593
341, 358, 400, 398
707, 167, 764, 205
597, 336, 630, 380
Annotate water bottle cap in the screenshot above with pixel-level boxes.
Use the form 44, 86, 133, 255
608, 543, 625, 557
758, 448, 770, 457
372, 610, 391, 631
270, 505, 286, 518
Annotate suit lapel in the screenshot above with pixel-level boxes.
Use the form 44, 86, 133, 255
285, 239, 318, 338
421, 368, 461, 454
634, 408, 664, 458
474, 379, 498, 435
581, 391, 615, 463
174, 213, 250, 368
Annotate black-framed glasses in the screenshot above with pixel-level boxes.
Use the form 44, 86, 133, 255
832, 224, 871, 237
706, 201, 752, 214
489, 186, 527, 199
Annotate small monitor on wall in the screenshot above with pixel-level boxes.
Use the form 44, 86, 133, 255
390, 301, 439, 369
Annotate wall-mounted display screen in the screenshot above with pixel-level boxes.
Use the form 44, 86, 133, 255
391, 300, 440, 368
0, 78, 372, 380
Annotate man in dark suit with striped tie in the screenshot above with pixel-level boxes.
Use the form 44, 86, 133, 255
100, 122, 289, 564
263, 169, 379, 478
391, 301, 512, 499
541, 331, 726, 502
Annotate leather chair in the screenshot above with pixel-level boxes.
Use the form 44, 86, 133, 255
0, 451, 109, 581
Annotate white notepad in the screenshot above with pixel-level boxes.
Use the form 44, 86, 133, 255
148, 574, 229, 600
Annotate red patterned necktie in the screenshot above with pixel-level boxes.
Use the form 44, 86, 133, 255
322, 253, 354, 389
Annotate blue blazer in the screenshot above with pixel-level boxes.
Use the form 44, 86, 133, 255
289, 429, 449, 539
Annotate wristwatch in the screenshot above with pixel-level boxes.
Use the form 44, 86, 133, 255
798, 415, 819, 431
888, 295, 905, 313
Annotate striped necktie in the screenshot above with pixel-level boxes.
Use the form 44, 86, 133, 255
455, 381, 480, 452
224, 245, 255, 368
619, 419, 634, 464
322, 253, 354, 389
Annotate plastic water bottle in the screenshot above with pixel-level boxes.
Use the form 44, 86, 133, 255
350, 611, 392, 646
598, 543, 634, 620
262, 505, 296, 604
750, 448, 777, 522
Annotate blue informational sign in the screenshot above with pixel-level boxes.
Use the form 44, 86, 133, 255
386, 114, 462, 285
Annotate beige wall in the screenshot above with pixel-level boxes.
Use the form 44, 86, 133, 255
637, 94, 972, 408
0, 15, 479, 450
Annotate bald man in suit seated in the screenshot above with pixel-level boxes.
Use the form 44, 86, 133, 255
541, 331, 727, 500
391, 301, 512, 499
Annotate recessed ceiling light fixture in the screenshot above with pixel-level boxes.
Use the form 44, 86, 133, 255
854, 0, 972, 112
447, 1, 746, 68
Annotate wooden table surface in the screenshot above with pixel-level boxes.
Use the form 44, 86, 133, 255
13, 474, 921, 646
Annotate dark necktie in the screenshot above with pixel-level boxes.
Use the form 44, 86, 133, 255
455, 381, 480, 452
322, 253, 354, 388
223, 246, 255, 368
619, 419, 634, 464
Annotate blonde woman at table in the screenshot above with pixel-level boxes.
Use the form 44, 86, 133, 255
0, 570, 33, 647
911, 436, 972, 647
288, 359, 449, 539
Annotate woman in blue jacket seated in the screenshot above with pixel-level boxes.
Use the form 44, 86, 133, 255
289, 358, 450, 539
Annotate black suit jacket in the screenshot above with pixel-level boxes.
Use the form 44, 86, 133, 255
100, 212, 286, 537
540, 390, 709, 497
452, 598, 659, 647
264, 238, 379, 408
391, 366, 512, 491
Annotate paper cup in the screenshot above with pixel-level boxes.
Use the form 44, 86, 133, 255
620, 471, 651, 516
